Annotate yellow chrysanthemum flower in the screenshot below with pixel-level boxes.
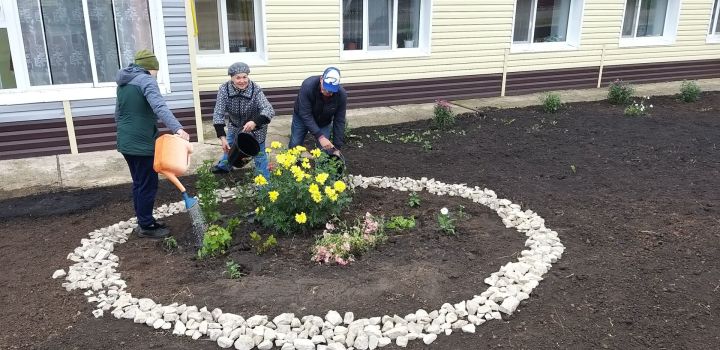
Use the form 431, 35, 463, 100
294, 145, 307, 152
268, 191, 279, 202
255, 206, 264, 214
315, 173, 329, 185
311, 192, 323, 203
271, 141, 282, 149
310, 148, 322, 158
324, 186, 336, 196
265, 148, 272, 154
333, 180, 347, 193
274, 169, 282, 176
295, 212, 307, 224
328, 193, 338, 202
254, 175, 268, 186
308, 183, 320, 194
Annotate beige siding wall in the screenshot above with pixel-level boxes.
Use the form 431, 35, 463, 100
196, 0, 720, 91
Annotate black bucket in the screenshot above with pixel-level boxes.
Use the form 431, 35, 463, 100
227, 132, 260, 168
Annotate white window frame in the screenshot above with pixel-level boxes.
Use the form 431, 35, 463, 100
339, 0, 432, 61
618, 0, 681, 47
707, 0, 720, 43
195, 0, 268, 68
0, 0, 170, 105
510, 0, 585, 53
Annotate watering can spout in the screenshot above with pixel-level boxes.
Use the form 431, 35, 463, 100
160, 171, 186, 193
181, 191, 198, 210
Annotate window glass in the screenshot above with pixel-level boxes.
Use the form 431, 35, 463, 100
39, 0, 93, 84
196, 0, 222, 51
712, 0, 719, 34
534, 0, 570, 42
343, 0, 363, 50
513, 0, 533, 42
622, 0, 638, 37
636, 0, 667, 37
114, 0, 154, 68
397, 0, 420, 48
88, 0, 120, 83
0, 28, 16, 89
622, 0, 668, 38
368, 0, 392, 49
17, 1, 52, 85
227, 0, 256, 52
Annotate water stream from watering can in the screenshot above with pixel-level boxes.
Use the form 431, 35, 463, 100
187, 205, 207, 248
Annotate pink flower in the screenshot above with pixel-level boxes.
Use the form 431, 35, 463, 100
335, 257, 348, 265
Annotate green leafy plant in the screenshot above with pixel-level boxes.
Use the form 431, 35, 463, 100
408, 192, 421, 208
679, 80, 701, 103
197, 224, 232, 259
624, 97, 653, 117
312, 213, 386, 265
432, 99, 456, 130
386, 216, 416, 231
196, 160, 221, 223
162, 236, 178, 251
456, 205, 468, 220
540, 92, 563, 113
249, 231, 278, 255
607, 79, 634, 105
437, 207, 456, 235
255, 144, 353, 234
224, 260, 243, 279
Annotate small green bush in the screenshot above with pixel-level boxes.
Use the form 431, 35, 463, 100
386, 216, 416, 231
407, 192, 421, 208
197, 224, 233, 259
679, 80, 701, 103
224, 260, 243, 279
540, 92, 563, 113
607, 79, 634, 105
196, 160, 221, 223
249, 231, 278, 255
432, 99, 456, 130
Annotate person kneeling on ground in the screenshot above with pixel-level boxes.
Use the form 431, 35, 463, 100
211, 62, 274, 178
115, 49, 190, 239
288, 67, 346, 156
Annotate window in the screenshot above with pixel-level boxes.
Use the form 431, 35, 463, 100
619, 0, 680, 46
194, 0, 266, 67
511, 0, 583, 52
0, 0, 168, 102
341, 0, 430, 59
709, 0, 720, 42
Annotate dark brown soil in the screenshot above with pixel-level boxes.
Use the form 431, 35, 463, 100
1, 92, 719, 350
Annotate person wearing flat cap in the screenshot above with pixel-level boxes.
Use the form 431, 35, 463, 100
115, 49, 190, 239
288, 67, 347, 155
211, 62, 275, 176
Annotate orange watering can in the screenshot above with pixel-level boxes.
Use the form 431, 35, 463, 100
153, 134, 197, 209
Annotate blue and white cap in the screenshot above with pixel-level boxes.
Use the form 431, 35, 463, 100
321, 67, 341, 93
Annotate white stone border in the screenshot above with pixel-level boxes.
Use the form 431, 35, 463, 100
54, 175, 564, 350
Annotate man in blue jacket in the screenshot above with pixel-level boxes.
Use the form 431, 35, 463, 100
288, 67, 347, 154
115, 49, 190, 239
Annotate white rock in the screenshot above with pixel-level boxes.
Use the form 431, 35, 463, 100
52, 269, 66, 279
217, 336, 234, 348
281, 343, 296, 350
462, 324, 476, 333
422, 333, 437, 345
294, 338, 315, 350
92, 309, 103, 318
234, 335, 255, 350
328, 343, 346, 350
326, 311, 343, 326
378, 337, 391, 347
395, 336, 408, 348
343, 312, 354, 325
258, 340, 273, 350
499, 296, 520, 314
